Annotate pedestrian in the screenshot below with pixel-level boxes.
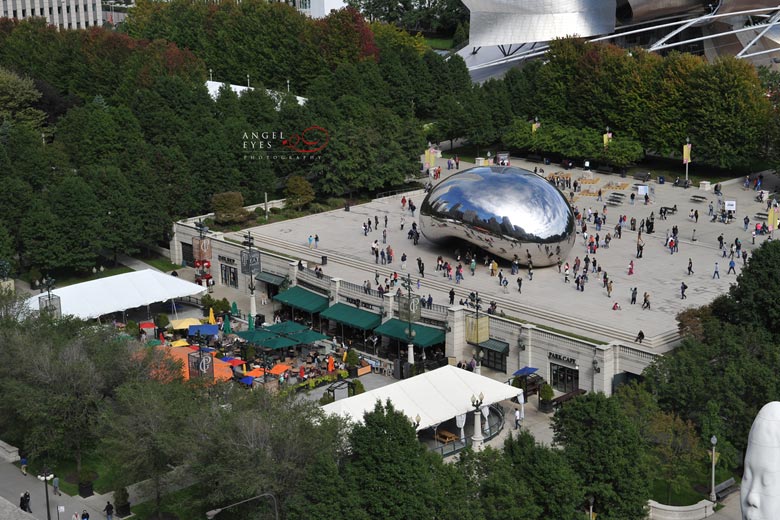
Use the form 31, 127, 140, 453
713, 262, 720, 279
314, 234, 319, 249
104, 501, 114, 520
401, 196, 407, 209
82, 509, 90, 520
449, 288, 455, 305
308, 235, 313, 249
687, 258, 694, 275
642, 292, 651, 310
374, 270, 380, 285
400, 216, 405, 230
24, 491, 31, 513
53, 475, 61, 496
635, 330, 645, 344
514, 407, 523, 430
517, 277, 522, 293
630, 287, 637, 305
628, 260, 634, 276
382, 229, 387, 244
401, 253, 407, 270
20, 456, 27, 475
375, 215, 379, 229
681, 282, 688, 299
744, 215, 750, 231
607, 280, 613, 298
728, 259, 737, 275
528, 264, 534, 280
19, 493, 26, 512
384, 215, 388, 228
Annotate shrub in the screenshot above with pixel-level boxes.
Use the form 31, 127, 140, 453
345, 349, 359, 367
154, 313, 170, 329
319, 393, 335, 405
351, 379, 365, 396
284, 175, 315, 209
114, 487, 130, 507
326, 197, 346, 208
125, 320, 139, 338
269, 207, 282, 215
540, 383, 554, 402
212, 192, 250, 224
308, 203, 329, 214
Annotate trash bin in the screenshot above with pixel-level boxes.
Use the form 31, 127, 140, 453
658, 176, 665, 184
321, 255, 328, 266
255, 313, 265, 325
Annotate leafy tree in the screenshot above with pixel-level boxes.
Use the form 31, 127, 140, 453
552, 393, 651, 520
284, 176, 315, 209
211, 192, 250, 225
648, 412, 702, 504
0, 66, 45, 128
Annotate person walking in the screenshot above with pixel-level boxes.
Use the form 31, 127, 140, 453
20, 456, 27, 475
687, 258, 694, 275
449, 288, 455, 305
713, 262, 720, 279
628, 260, 634, 276
384, 215, 388, 229
308, 235, 313, 249
630, 287, 638, 305
517, 277, 522, 293
728, 259, 737, 275
314, 234, 319, 249
53, 475, 61, 496
680, 282, 688, 299
514, 407, 523, 430
104, 501, 114, 520
635, 330, 645, 344
642, 292, 651, 310
607, 280, 613, 298
23, 491, 31, 513
400, 216, 405, 230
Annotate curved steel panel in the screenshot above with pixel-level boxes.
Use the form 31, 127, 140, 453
464, 0, 615, 47
717, 0, 779, 15
621, 0, 703, 23
419, 166, 575, 267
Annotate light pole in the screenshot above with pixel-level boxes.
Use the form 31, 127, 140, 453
401, 273, 417, 367
37, 467, 53, 520
471, 392, 485, 451
206, 492, 279, 520
243, 232, 257, 323
684, 136, 691, 183
710, 435, 718, 502
588, 496, 594, 520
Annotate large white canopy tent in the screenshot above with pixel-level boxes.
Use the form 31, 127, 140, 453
25, 269, 205, 320
321, 365, 522, 431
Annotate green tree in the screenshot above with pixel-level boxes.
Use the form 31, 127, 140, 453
0, 66, 45, 128
211, 192, 250, 225
648, 412, 702, 504
552, 393, 651, 520
284, 175, 315, 209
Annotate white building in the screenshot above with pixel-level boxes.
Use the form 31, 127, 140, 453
1, 0, 103, 29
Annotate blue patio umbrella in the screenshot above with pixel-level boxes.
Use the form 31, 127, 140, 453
513, 366, 538, 377
239, 376, 254, 385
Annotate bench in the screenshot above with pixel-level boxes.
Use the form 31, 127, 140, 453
634, 172, 651, 182
715, 477, 738, 501
435, 428, 459, 445
690, 195, 707, 203
661, 206, 677, 215
552, 388, 587, 409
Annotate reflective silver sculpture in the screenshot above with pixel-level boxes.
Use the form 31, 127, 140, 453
419, 166, 575, 266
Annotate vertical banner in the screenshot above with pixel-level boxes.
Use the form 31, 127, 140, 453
424, 148, 432, 169
531, 121, 541, 133
683, 143, 692, 164
603, 132, 613, 148
192, 237, 212, 261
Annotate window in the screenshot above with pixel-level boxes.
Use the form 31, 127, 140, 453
482, 349, 507, 373
550, 363, 579, 393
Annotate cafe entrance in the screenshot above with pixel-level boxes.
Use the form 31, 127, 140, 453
220, 264, 238, 288
550, 363, 579, 393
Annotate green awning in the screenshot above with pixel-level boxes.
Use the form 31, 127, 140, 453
286, 329, 329, 345
273, 286, 328, 314
321, 303, 381, 331
256, 271, 286, 286
479, 338, 509, 355
236, 329, 277, 344
374, 318, 445, 348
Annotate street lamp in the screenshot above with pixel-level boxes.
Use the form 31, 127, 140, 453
684, 136, 691, 183
710, 435, 718, 502
471, 392, 485, 451
588, 496, 594, 520
37, 467, 53, 520
401, 273, 417, 366
242, 232, 257, 323
206, 492, 279, 520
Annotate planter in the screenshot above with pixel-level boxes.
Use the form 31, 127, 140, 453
116, 503, 131, 518
539, 400, 554, 414
347, 366, 358, 378
356, 365, 372, 377
78, 481, 94, 498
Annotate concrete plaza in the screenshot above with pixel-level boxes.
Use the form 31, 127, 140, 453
229, 157, 771, 349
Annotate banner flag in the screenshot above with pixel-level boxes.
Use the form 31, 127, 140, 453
683, 143, 692, 164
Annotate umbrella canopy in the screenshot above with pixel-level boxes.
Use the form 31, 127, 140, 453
248, 314, 254, 331
188, 324, 219, 336
265, 321, 308, 335
245, 368, 266, 377
170, 339, 190, 347
223, 314, 232, 335
270, 363, 292, 375
259, 336, 299, 350
225, 359, 246, 367
236, 329, 277, 344
513, 366, 538, 377
239, 376, 255, 385
231, 301, 239, 315
146, 339, 162, 347
208, 307, 216, 325
286, 329, 328, 345
188, 346, 216, 353
169, 318, 202, 330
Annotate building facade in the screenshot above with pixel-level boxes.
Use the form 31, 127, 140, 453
1, 0, 103, 29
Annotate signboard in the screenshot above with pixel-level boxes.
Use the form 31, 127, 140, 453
192, 237, 212, 261
725, 200, 737, 212
398, 295, 421, 323
637, 185, 649, 196
465, 315, 490, 345
188, 351, 214, 380
240, 250, 261, 275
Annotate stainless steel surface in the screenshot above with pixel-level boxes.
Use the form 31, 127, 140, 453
621, 0, 704, 23
419, 166, 575, 267
463, 0, 615, 47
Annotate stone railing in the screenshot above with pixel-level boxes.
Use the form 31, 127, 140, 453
647, 499, 715, 519
0, 439, 20, 462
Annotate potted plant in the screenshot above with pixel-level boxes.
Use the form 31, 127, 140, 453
539, 383, 555, 413
345, 349, 359, 378
114, 487, 131, 517
78, 469, 94, 498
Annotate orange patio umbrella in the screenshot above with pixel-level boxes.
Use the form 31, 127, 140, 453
269, 363, 291, 376
245, 368, 266, 377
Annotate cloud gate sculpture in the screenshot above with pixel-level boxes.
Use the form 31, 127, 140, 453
419, 166, 575, 267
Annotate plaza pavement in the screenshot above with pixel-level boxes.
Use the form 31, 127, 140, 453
229, 158, 774, 349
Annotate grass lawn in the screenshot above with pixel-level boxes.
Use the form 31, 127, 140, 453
650, 464, 738, 506
425, 37, 453, 50
55, 265, 134, 288
130, 485, 206, 520
139, 255, 182, 273
20, 451, 115, 496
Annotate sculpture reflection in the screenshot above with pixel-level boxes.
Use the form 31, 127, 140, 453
742, 402, 780, 520
419, 166, 575, 266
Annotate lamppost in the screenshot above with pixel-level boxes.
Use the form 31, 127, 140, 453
242, 232, 257, 323
710, 435, 718, 502
684, 136, 691, 183
194, 219, 211, 286
37, 467, 53, 520
471, 392, 485, 451
401, 273, 417, 367
206, 492, 279, 520
588, 496, 594, 520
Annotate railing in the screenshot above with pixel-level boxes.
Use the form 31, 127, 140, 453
619, 344, 660, 362
376, 187, 425, 199
429, 403, 506, 458
297, 268, 330, 288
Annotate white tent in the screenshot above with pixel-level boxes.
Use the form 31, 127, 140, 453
25, 269, 205, 320
321, 365, 522, 431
